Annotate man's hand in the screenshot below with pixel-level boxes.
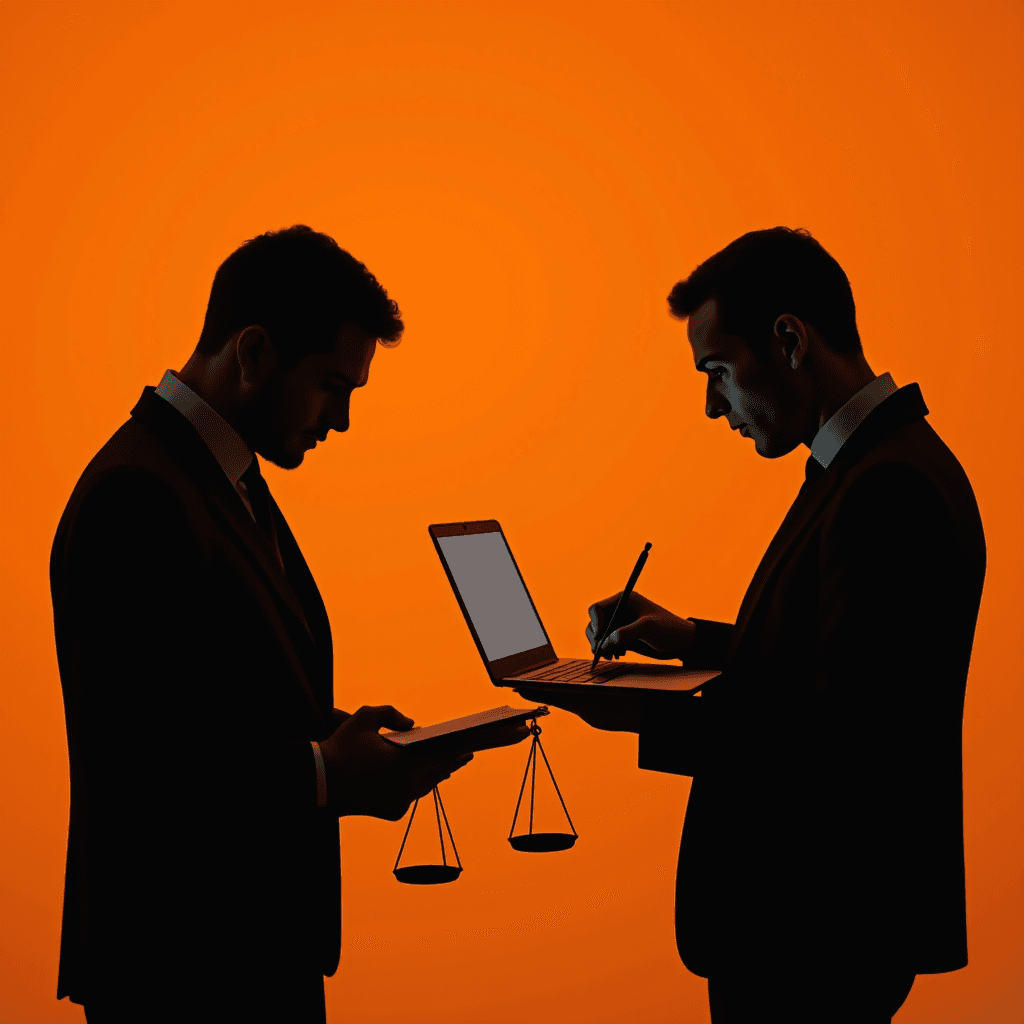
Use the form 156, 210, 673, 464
513, 687, 644, 734
587, 591, 697, 662
450, 719, 532, 753
319, 705, 473, 820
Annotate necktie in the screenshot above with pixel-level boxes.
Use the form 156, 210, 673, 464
239, 459, 283, 569
779, 454, 825, 528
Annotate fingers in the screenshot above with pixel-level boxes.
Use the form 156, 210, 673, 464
587, 592, 624, 651
512, 686, 549, 703
412, 753, 473, 795
597, 613, 668, 659
601, 610, 695, 661
362, 749, 473, 820
513, 688, 589, 716
447, 751, 475, 772
587, 590, 653, 652
593, 628, 627, 659
598, 618, 644, 657
461, 721, 532, 752
349, 704, 415, 732
409, 747, 473, 771
515, 689, 639, 731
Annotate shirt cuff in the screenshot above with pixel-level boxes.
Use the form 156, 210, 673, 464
310, 741, 328, 808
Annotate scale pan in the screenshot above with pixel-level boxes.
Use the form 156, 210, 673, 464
393, 865, 463, 885
508, 832, 577, 853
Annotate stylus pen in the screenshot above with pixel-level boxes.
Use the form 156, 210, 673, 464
590, 542, 653, 669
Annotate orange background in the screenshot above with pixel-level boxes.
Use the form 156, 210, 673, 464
1, 2, 1021, 1021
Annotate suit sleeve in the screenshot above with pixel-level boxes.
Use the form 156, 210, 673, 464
686, 618, 734, 668
636, 618, 733, 777
638, 694, 706, 777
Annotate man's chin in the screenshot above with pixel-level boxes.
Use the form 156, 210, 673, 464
258, 447, 305, 470
755, 435, 801, 460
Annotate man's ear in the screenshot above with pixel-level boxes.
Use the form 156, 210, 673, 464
235, 325, 273, 387
774, 315, 810, 371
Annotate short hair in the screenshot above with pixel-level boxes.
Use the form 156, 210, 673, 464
667, 227, 861, 355
197, 225, 404, 366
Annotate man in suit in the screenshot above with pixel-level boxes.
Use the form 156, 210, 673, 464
51, 225, 525, 1022
517, 228, 985, 1022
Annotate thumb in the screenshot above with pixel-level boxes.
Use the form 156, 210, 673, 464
350, 704, 415, 732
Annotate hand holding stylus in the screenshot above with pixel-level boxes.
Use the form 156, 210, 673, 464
590, 542, 653, 668
587, 590, 697, 662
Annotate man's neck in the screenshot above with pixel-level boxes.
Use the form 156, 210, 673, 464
813, 353, 877, 436
176, 352, 246, 437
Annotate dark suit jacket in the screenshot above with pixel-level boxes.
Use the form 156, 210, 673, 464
638, 384, 985, 980
51, 388, 340, 1012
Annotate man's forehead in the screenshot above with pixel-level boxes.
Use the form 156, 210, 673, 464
686, 298, 721, 361
327, 324, 377, 381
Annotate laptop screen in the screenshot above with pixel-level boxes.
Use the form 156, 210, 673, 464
435, 531, 550, 662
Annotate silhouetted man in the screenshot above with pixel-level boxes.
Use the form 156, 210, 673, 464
518, 228, 985, 1023
51, 226, 525, 1022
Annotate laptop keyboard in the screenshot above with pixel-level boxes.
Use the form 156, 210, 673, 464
510, 659, 624, 684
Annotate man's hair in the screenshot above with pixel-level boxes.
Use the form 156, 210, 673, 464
667, 227, 861, 355
197, 225, 404, 366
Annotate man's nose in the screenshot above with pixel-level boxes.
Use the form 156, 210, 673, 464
706, 384, 729, 420
327, 392, 352, 434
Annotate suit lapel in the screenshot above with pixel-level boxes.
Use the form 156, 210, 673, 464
726, 383, 931, 666
204, 484, 333, 721
272, 504, 333, 662
728, 468, 842, 662
203, 478, 317, 644
131, 388, 322, 669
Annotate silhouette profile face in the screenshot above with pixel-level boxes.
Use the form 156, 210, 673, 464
245, 323, 377, 469
687, 298, 810, 459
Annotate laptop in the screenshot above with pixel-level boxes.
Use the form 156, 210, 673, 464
429, 520, 719, 695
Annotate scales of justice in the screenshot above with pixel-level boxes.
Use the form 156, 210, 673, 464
387, 524, 713, 884
391, 705, 578, 884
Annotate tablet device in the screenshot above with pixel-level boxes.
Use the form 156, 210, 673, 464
382, 705, 548, 749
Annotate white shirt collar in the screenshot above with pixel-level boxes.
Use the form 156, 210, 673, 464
811, 372, 898, 468
154, 370, 254, 487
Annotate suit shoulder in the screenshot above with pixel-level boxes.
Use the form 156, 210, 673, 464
846, 418, 981, 522
52, 414, 197, 565
829, 417, 985, 576
75, 411, 183, 483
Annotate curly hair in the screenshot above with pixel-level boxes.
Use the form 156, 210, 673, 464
197, 225, 404, 367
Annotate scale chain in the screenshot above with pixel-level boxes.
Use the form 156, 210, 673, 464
508, 719, 576, 841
